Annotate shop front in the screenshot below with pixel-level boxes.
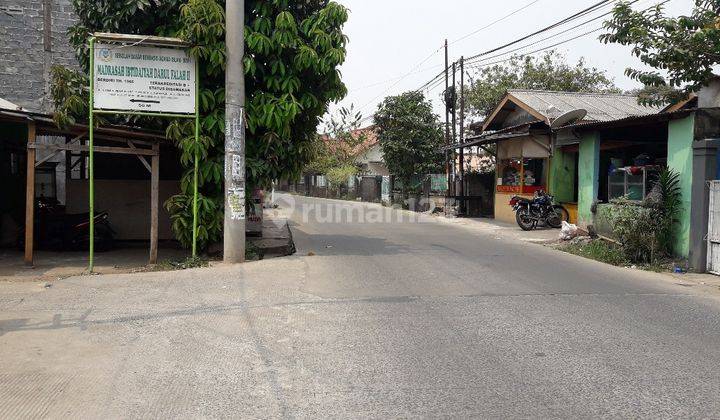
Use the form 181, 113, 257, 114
494, 135, 551, 223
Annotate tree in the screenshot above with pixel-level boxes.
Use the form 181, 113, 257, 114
52, 0, 349, 250
373, 91, 444, 194
601, 0, 720, 106
465, 51, 619, 119
305, 105, 369, 190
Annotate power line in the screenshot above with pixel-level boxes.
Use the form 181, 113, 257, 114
465, 0, 669, 68
413, 0, 618, 93
355, 44, 444, 115
465, 0, 616, 62
346, 62, 444, 94
464, 2, 630, 67
345, 1, 545, 101
465, 27, 606, 71
449, 0, 543, 46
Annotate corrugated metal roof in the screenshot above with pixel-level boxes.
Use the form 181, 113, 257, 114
562, 108, 695, 130
508, 89, 662, 122
0, 97, 23, 111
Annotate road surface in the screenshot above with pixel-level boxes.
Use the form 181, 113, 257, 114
2, 194, 720, 418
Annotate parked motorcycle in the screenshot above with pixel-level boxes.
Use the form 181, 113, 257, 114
17, 198, 116, 251
509, 191, 569, 231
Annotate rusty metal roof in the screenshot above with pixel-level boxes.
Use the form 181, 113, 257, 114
508, 89, 662, 122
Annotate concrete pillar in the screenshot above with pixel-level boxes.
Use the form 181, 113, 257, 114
689, 138, 720, 271
577, 132, 600, 227
667, 114, 695, 257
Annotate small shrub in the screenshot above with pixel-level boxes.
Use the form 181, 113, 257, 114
603, 169, 682, 264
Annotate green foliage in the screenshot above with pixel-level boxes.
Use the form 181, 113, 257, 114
373, 91, 444, 190
601, 0, 720, 105
50, 66, 90, 127
325, 164, 358, 187
601, 199, 659, 263
304, 105, 368, 186
602, 169, 682, 263
647, 169, 682, 254
465, 51, 619, 119
53, 0, 350, 250
563, 240, 629, 266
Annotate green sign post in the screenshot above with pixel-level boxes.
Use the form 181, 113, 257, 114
88, 33, 200, 272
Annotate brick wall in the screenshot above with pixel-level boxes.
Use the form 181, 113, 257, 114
0, 0, 78, 112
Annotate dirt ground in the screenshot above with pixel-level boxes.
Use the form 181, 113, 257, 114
0, 243, 189, 282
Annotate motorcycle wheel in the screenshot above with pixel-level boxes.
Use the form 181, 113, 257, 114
515, 208, 536, 231
547, 205, 570, 228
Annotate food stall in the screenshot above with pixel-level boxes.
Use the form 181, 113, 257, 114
494, 135, 551, 223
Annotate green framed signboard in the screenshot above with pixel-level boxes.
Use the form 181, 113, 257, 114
88, 33, 200, 272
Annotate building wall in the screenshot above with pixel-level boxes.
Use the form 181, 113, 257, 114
0, 0, 78, 112
494, 191, 533, 224
577, 132, 600, 227
357, 145, 389, 176
549, 150, 576, 203
667, 114, 695, 257
66, 180, 180, 241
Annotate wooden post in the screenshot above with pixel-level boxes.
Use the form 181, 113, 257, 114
149, 143, 159, 265
24, 123, 36, 266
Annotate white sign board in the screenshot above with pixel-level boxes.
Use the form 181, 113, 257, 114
93, 43, 196, 114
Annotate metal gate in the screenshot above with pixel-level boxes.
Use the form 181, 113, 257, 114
707, 181, 720, 274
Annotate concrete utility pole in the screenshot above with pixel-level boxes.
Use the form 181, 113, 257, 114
459, 56, 465, 216
451, 62, 457, 198
224, 0, 246, 263
444, 40, 451, 202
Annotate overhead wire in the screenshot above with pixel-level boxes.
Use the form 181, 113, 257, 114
448, 0, 543, 46
465, 0, 671, 70
358, 0, 671, 121
464, 0, 639, 67
464, 0, 615, 62
413, 0, 620, 93
354, 44, 445, 115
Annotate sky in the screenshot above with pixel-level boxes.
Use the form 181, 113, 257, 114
330, 0, 695, 126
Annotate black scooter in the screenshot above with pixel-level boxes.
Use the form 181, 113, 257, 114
17, 198, 116, 251
509, 190, 569, 231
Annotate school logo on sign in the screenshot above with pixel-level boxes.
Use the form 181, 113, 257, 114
98, 48, 112, 62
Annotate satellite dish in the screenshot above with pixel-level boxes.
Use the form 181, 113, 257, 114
550, 109, 587, 129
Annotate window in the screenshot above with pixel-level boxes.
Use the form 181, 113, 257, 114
498, 159, 522, 187
608, 167, 660, 201
497, 157, 546, 194
522, 158, 545, 187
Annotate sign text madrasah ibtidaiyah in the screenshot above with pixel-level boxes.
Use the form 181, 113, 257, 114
93, 43, 196, 114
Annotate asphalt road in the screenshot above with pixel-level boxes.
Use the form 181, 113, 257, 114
2, 194, 720, 418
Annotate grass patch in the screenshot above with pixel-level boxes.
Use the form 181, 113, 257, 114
560, 239, 688, 273
562, 240, 629, 266
151, 256, 210, 272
